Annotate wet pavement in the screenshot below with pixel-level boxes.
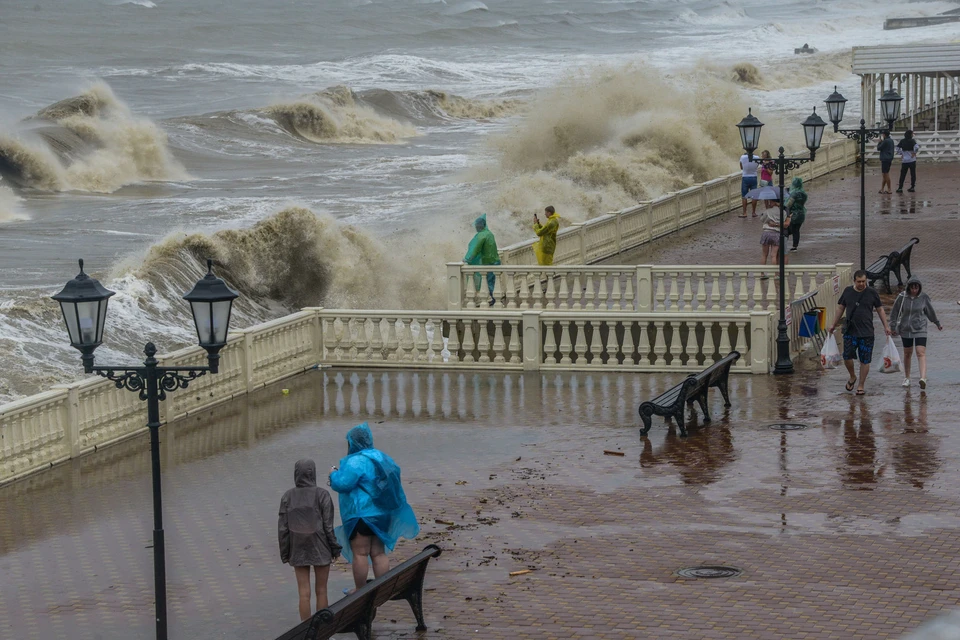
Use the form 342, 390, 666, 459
1, 161, 959, 639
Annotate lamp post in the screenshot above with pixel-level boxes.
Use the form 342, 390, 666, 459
823, 86, 903, 271
735, 107, 826, 374
52, 258, 238, 640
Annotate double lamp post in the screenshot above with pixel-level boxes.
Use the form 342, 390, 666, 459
52, 258, 239, 640
734, 85, 904, 374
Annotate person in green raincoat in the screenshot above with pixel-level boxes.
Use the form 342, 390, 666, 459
783, 177, 807, 252
463, 213, 500, 305
533, 205, 560, 265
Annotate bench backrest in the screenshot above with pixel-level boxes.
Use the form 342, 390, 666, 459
275, 544, 442, 640
689, 352, 740, 388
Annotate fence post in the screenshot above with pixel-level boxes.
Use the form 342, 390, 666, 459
446, 262, 463, 310
521, 311, 542, 371
750, 311, 772, 374
636, 266, 653, 312
242, 330, 255, 393
614, 212, 623, 254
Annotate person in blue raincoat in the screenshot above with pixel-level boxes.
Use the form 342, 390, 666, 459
463, 213, 500, 306
328, 423, 419, 591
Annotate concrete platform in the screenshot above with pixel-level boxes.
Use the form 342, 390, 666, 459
0, 162, 958, 639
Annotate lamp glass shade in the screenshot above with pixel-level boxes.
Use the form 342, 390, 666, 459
879, 89, 903, 125
825, 86, 847, 124
736, 108, 764, 153
183, 260, 239, 352
802, 108, 827, 152
51, 260, 115, 351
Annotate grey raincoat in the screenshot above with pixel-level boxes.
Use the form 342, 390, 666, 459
890, 277, 942, 339
278, 459, 341, 567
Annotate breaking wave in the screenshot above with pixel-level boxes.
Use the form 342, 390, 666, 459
478, 63, 801, 232
0, 184, 27, 222
0, 82, 187, 192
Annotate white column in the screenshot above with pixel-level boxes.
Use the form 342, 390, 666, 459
446, 262, 463, 310
521, 311, 542, 371
750, 311, 772, 374
636, 265, 653, 312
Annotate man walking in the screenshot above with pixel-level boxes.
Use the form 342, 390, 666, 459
828, 270, 892, 395
895, 129, 919, 193
876, 131, 895, 194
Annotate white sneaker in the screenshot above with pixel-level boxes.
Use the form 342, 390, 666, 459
919, 378, 927, 389
902, 378, 910, 387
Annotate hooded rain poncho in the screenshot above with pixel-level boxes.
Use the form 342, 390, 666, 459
786, 177, 807, 227
278, 459, 342, 567
329, 423, 420, 562
533, 212, 560, 265
464, 214, 501, 294
890, 277, 941, 339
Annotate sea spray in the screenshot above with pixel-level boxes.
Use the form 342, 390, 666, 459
0, 184, 27, 222
0, 82, 186, 192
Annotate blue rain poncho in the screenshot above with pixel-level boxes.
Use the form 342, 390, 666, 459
329, 423, 420, 562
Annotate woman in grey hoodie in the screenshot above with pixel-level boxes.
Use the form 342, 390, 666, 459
890, 277, 943, 389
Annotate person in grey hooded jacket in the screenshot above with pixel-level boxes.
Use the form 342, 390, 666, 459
890, 277, 943, 389
279, 459, 342, 619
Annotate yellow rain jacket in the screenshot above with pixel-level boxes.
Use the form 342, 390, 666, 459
533, 212, 560, 265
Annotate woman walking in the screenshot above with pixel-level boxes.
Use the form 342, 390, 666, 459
783, 176, 807, 252
890, 277, 943, 389
760, 199, 789, 266
278, 459, 341, 620
329, 423, 419, 592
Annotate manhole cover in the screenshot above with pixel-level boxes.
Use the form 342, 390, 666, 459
768, 423, 808, 431
677, 565, 742, 579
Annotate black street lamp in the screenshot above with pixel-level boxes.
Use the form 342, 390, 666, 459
52, 258, 238, 640
824, 85, 903, 271
736, 107, 826, 375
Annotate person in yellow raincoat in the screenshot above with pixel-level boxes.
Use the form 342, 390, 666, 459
533, 205, 560, 265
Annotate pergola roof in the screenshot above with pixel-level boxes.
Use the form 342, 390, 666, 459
852, 43, 960, 75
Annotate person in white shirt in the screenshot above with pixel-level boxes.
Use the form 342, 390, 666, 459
739, 153, 759, 218
895, 130, 919, 193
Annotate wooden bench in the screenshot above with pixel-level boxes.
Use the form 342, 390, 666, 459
866, 237, 919, 293
275, 545, 442, 640
638, 352, 740, 437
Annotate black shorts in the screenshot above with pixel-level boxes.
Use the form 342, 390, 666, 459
901, 337, 927, 348
350, 519, 375, 540
881, 159, 892, 174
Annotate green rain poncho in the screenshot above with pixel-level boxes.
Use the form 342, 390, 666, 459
786, 177, 807, 227
464, 214, 500, 295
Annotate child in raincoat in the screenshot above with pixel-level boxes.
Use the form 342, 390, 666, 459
329, 423, 419, 591
463, 213, 500, 305
533, 205, 560, 265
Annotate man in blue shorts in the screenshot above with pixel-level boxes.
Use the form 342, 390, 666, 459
739, 152, 759, 218
828, 270, 892, 395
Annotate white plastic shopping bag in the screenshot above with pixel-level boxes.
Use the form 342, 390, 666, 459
881, 336, 902, 374
820, 334, 842, 369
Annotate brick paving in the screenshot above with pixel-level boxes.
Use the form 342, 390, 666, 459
0, 161, 958, 639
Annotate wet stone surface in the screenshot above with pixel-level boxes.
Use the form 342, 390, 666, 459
1, 162, 959, 639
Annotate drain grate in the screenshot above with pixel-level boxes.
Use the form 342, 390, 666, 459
676, 565, 743, 579
768, 423, 808, 431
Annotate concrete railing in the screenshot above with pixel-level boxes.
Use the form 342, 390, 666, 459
865, 130, 960, 162
497, 138, 857, 266
450, 263, 852, 313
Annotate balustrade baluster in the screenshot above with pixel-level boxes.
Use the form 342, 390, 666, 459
669, 273, 680, 310
370, 318, 384, 361
545, 274, 557, 310
447, 321, 462, 364
654, 274, 666, 311
345, 318, 358, 360
414, 319, 429, 362
323, 317, 337, 360
624, 276, 635, 311
807, 272, 818, 295
733, 320, 747, 364
477, 319, 492, 363
558, 275, 570, 310
603, 321, 618, 366
427, 320, 441, 362
400, 319, 415, 362
752, 274, 764, 311
462, 320, 476, 363
584, 274, 596, 311
765, 276, 777, 310
680, 320, 693, 368
571, 274, 583, 310
597, 273, 608, 310
532, 273, 545, 309
738, 273, 749, 311
723, 274, 735, 312
701, 273, 713, 310
518, 273, 531, 309
464, 274, 478, 308
492, 321, 506, 364
505, 272, 518, 309
559, 321, 573, 365
355, 318, 369, 361
666, 321, 681, 368
719, 321, 733, 359
622, 320, 636, 366
701, 320, 715, 365
574, 320, 588, 365
508, 319, 521, 364
682, 273, 695, 310
610, 273, 622, 310
386, 318, 401, 362
653, 320, 667, 367
491, 273, 504, 309
793, 271, 805, 301
543, 320, 558, 365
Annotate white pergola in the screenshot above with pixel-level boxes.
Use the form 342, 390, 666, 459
854, 43, 960, 159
